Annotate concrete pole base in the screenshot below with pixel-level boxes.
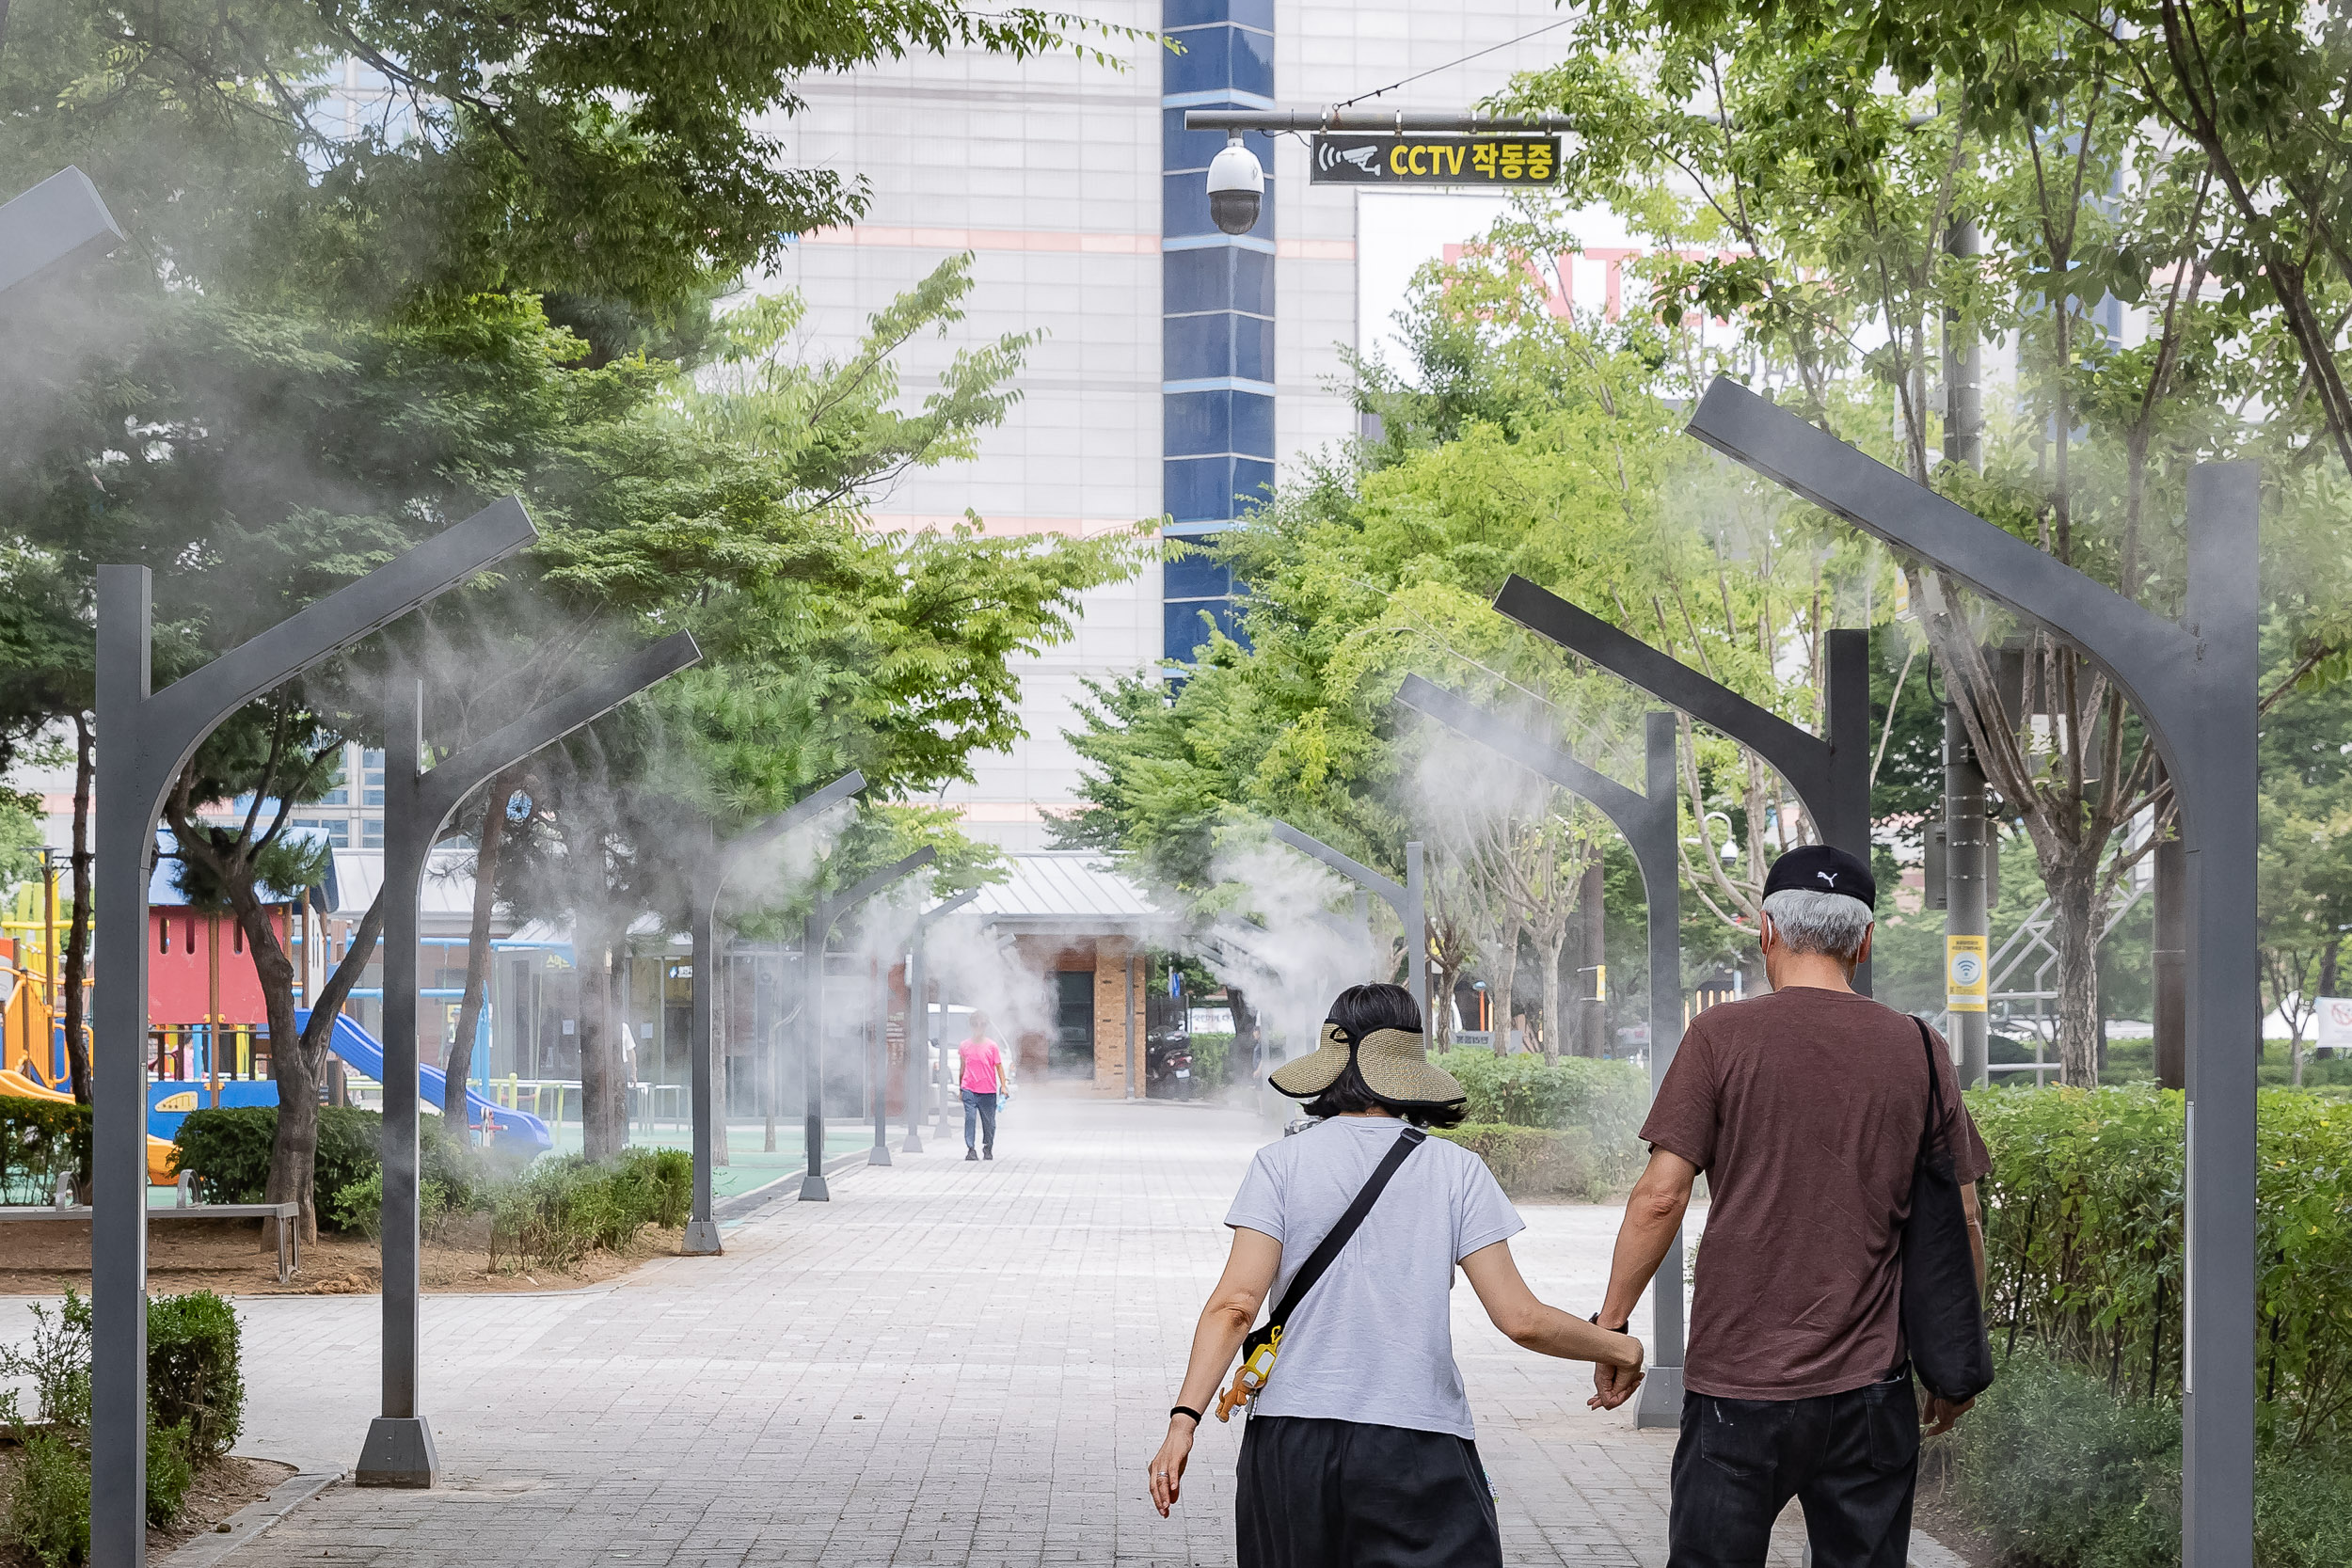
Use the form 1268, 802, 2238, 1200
799, 1171, 830, 1201
866, 1143, 893, 1166
355, 1416, 439, 1488
902, 1128, 924, 1153
1633, 1366, 1685, 1430
681, 1218, 723, 1255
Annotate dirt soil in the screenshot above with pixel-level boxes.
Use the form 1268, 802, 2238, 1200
0, 1447, 294, 1565
0, 1218, 686, 1297
1914, 1472, 2001, 1568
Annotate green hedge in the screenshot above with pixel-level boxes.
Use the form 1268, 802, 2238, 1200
1429, 1050, 1648, 1184
0, 1093, 90, 1205
0, 1288, 243, 1560
1969, 1086, 2352, 1442
1435, 1124, 1603, 1200
1934, 1346, 2352, 1568
174, 1105, 482, 1227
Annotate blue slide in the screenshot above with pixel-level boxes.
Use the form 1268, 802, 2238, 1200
296, 1009, 553, 1151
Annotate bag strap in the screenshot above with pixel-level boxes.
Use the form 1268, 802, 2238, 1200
1911, 1016, 1947, 1162
1266, 1125, 1427, 1333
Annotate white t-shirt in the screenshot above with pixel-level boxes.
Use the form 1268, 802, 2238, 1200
1223, 1116, 1524, 1439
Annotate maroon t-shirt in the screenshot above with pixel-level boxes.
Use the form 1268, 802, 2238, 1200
1641, 985, 1992, 1401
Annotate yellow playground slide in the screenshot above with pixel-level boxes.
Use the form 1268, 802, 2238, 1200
0, 1067, 180, 1187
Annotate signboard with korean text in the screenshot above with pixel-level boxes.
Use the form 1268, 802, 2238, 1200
1311, 134, 1561, 186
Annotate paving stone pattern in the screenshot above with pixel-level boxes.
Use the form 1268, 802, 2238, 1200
6, 1093, 1959, 1565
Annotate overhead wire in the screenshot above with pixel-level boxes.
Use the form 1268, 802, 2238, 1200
1331, 19, 1573, 111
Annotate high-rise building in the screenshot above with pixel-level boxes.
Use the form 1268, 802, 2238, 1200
764, 0, 1574, 848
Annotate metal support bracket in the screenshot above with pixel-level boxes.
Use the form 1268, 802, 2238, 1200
800, 847, 938, 1202
1491, 574, 1873, 992
685, 772, 866, 1254
1396, 676, 1686, 1426
365, 629, 700, 1487
1266, 821, 1427, 1022
904, 890, 979, 1150
94, 499, 536, 1563
1686, 375, 2258, 1567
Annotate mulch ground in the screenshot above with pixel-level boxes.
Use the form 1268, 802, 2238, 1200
0, 1217, 686, 1297
0, 1446, 294, 1565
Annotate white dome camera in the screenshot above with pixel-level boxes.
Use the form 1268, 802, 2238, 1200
1207, 135, 1264, 236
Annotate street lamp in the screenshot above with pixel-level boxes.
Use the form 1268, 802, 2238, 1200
1207, 135, 1263, 236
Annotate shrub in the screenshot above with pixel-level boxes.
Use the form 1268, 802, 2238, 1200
1436, 1124, 1602, 1199
1428, 1051, 1648, 1182
175, 1103, 488, 1229
487, 1148, 692, 1271
5, 1432, 89, 1568
1188, 1032, 1233, 1088
0, 1093, 91, 1205
146, 1291, 244, 1460
145, 1419, 194, 1528
1969, 1086, 2352, 1441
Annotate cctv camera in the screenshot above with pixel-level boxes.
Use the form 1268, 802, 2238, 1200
1207, 137, 1263, 237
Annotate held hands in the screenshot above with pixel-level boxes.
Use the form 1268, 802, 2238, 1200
1147, 1416, 1196, 1517
1587, 1329, 1646, 1411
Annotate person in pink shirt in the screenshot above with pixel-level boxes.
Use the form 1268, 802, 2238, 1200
957, 1012, 1012, 1161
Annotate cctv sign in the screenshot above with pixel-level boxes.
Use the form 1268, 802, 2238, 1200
1310, 134, 1561, 186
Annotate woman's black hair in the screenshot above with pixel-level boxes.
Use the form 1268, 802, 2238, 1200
1299, 983, 1467, 1130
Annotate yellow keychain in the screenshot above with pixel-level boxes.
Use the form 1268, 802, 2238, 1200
1217, 1326, 1281, 1420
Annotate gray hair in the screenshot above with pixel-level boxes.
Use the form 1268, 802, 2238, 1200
1760, 888, 1874, 961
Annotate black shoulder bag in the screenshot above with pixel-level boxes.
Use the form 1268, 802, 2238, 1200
1216, 1125, 1427, 1419
1899, 1017, 1995, 1402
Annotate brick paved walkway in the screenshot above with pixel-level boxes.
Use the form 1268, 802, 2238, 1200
6, 1092, 1963, 1565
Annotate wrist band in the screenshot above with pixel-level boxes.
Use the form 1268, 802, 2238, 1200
1168, 1404, 1202, 1425
1590, 1311, 1629, 1333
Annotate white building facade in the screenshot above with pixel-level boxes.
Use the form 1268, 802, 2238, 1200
760, 0, 1574, 849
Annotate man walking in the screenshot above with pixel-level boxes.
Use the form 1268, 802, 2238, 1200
1590, 846, 1990, 1568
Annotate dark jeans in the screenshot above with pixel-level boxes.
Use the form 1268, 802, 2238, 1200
1669, 1370, 1920, 1568
1236, 1415, 1500, 1568
961, 1088, 997, 1151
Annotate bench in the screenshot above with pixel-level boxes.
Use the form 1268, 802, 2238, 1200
0, 1202, 304, 1283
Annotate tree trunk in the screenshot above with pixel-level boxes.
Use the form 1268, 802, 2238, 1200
1536, 917, 1569, 1065
2049, 862, 2103, 1088
442, 770, 518, 1121
1489, 922, 1520, 1053
1577, 858, 1606, 1057
60, 714, 93, 1104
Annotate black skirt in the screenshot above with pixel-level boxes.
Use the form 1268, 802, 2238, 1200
1235, 1414, 1502, 1568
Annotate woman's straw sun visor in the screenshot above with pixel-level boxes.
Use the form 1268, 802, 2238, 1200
1267, 1022, 1466, 1106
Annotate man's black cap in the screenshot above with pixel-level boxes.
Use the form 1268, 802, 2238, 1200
1761, 845, 1876, 911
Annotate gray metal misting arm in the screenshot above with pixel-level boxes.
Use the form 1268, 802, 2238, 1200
1685, 374, 2258, 1568
799, 847, 938, 1201
1266, 821, 1426, 1027
684, 770, 867, 1255
903, 889, 979, 1152
92, 498, 536, 1568
362, 630, 701, 1493
1394, 675, 1688, 1426
0, 166, 122, 294
1490, 573, 1871, 993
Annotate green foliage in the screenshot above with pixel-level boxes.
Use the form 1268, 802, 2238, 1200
1434, 1124, 1604, 1200
1428, 1051, 1648, 1184
174, 1104, 482, 1228
0, 1094, 90, 1205
1971, 1087, 2352, 1443
5, 1431, 89, 1568
1188, 1033, 1234, 1088
0, 1290, 234, 1556
1934, 1346, 2182, 1568
144, 1419, 195, 1528
145, 1291, 245, 1461
488, 1148, 692, 1271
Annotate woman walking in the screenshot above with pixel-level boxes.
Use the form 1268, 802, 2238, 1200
1147, 982, 1644, 1566
958, 1012, 1010, 1161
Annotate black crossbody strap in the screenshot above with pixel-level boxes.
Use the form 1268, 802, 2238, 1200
1267, 1126, 1427, 1333
1912, 1017, 1947, 1164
